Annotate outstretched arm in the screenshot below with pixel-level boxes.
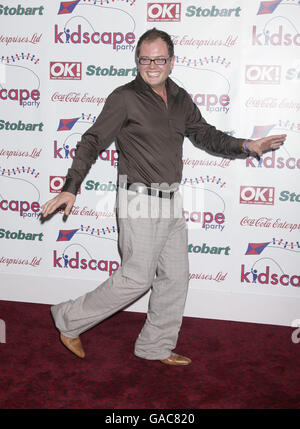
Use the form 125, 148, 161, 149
184, 91, 287, 158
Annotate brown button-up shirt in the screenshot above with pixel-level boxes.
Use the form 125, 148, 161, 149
62, 73, 247, 195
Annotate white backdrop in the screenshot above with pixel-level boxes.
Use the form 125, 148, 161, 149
0, 0, 299, 327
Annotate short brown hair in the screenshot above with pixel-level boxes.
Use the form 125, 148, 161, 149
136, 28, 174, 59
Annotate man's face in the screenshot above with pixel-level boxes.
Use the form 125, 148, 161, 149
138, 38, 175, 92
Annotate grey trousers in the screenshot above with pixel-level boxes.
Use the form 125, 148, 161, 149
51, 190, 189, 360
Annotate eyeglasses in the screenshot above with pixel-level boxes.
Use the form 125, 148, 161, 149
138, 57, 170, 65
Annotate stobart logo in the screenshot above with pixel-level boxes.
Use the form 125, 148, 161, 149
185, 5, 241, 17
188, 242, 230, 255
0, 227, 43, 241
0, 118, 43, 132
55, 0, 136, 51
86, 64, 137, 77
0, 4, 44, 15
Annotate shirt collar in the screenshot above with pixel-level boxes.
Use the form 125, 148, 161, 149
134, 72, 179, 98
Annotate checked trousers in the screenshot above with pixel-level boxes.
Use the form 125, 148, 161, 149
51, 189, 189, 360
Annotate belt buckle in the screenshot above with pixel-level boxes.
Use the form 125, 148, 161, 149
150, 188, 159, 198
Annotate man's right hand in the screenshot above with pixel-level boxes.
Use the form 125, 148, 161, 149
41, 192, 76, 218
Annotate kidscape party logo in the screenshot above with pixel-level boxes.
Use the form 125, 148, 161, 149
55, 0, 136, 51
253, 1, 300, 47
54, 113, 119, 166
53, 222, 119, 276
0, 53, 40, 108
245, 238, 300, 256
0, 166, 41, 218
56, 224, 117, 242
181, 175, 227, 231
242, 237, 300, 288
173, 54, 232, 114
55, 112, 95, 160
57, 0, 136, 15
256, 0, 299, 15
57, 112, 96, 131
246, 121, 300, 170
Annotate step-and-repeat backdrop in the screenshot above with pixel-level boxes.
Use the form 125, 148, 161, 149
0, 0, 299, 326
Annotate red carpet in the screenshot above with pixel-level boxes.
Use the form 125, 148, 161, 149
0, 300, 299, 409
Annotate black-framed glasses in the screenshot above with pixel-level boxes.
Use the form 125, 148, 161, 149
138, 57, 170, 65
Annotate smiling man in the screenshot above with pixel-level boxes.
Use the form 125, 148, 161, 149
42, 28, 286, 365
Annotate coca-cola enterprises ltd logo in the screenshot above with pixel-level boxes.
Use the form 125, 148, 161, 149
51, 91, 106, 107
240, 186, 275, 205
50, 61, 82, 80
240, 216, 300, 233
147, 3, 181, 22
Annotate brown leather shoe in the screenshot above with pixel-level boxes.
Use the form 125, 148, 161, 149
161, 353, 191, 366
60, 333, 85, 359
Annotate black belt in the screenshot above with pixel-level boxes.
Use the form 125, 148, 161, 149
120, 182, 175, 199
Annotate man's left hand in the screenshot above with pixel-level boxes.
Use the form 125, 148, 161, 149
247, 134, 287, 157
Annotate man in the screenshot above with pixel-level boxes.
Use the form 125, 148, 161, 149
42, 28, 286, 365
